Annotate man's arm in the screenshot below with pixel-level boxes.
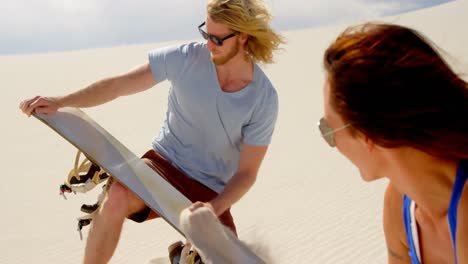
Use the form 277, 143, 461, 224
384, 183, 412, 264
191, 144, 268, 216
20, 63, 156, 116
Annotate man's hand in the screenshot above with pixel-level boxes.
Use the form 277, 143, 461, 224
187, 144, 268, 220
19, 96, 61, 117
189, 201, 218, 216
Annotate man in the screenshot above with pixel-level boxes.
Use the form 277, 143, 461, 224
20, 0, 284, 263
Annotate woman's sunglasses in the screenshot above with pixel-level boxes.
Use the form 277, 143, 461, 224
318, 117, 350, 147
198, 22, 237, 46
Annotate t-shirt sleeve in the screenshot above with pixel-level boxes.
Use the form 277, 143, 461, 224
148, 43, 193, 83
242, 88, 279, 146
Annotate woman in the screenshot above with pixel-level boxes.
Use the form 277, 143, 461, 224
319, 23, 468, 263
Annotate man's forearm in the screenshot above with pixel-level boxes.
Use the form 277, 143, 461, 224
57, 77, 120, 108
210, 172, 257, 216
57, 63, 156, 109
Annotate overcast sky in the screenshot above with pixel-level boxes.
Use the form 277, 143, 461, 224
0, 0, 451, 55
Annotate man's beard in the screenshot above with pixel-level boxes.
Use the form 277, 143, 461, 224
210, 42, 240, 65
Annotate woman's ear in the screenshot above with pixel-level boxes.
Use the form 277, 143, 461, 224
358, 132, 375, 153
365, 136, 377, 153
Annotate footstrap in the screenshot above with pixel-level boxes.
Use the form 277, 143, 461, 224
59, 149, 113, 240
60, 150, 109, 198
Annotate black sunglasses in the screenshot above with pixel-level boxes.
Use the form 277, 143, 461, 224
198, 22, 237, 46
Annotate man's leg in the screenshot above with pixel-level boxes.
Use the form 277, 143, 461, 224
141, 150, 237, 235
83, 181, 147, 264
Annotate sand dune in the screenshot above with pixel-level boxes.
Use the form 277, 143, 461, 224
2, 1, 467, 263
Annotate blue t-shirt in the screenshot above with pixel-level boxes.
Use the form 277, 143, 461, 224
148, 42, 278, 193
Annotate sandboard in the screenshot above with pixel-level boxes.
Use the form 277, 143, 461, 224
33, 107, 266, 263
33, 107, 192, 234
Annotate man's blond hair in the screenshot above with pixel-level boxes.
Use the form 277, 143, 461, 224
207, 0, 285, 64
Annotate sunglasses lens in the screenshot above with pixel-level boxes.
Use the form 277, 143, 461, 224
200, 30, 208, 40
319, 118, 335, 147
210, 36, 223, 46
325, 134, 335, 147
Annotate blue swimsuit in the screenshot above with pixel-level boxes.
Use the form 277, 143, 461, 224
403, 159, 467, 264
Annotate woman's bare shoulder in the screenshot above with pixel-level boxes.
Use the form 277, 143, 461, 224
456, 176, 468, 263
383, 183, 411, 263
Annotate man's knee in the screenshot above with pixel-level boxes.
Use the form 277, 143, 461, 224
104, 181, 147, 217
99, 182, 129, 218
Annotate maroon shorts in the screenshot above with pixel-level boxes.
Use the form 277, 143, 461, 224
128, 149, 237, 236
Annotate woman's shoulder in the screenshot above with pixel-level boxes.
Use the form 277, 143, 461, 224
383, 183, 405, 239
456, 161, 468, 262
383, 183, 411, 263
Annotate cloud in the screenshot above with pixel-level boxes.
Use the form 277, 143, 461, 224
267, 0, 426, 29
1, 0, 206, 54
0, 0, 451, 54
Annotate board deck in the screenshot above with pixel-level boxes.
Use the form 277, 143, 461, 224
34, 107, 266, 263
34, 107, 192, 234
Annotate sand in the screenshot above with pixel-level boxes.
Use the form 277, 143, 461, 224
2, 1, 467, 263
